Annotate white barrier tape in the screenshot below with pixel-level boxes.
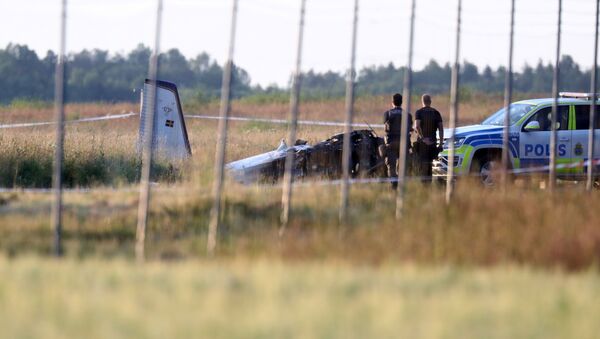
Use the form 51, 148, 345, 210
1, 111, 383, 130
185, 114, 384, 129
0, 112, 137, 129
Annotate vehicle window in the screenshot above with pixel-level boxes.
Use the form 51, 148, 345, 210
481, 103, 535, 126
525, 106, 569, 131
574, 105, 600, 130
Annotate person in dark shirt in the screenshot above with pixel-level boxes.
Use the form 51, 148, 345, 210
414, 94, 444, 179
382, 93, 413, 189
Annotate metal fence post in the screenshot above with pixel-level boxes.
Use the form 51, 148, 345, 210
340, 0, 359, 223
501, 0, 516, 190
135, 0, 163, 262
207, 0, 239, 256
281, 0, 307, 231
51, 0, 68, 257
549, 0, 562, 192
396, 0, 416, 220
587, 0, 600, 192
445, 0, 462, 204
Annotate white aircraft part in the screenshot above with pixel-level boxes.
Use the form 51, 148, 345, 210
226, 144, 311, 183
139, 80, 191, 160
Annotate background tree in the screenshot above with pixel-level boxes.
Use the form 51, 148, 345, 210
0, 43, 594, 104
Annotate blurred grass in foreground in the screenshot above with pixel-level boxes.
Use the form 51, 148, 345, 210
0, 257, 599, 339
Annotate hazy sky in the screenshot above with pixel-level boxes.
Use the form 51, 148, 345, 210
1, 0, 598, 86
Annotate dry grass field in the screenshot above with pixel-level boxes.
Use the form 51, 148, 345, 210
1, 93, 598, 268
2, 181, 600, 270
0, 92, 508, 125
0, 92, 504, 188
1, 93, 599, 338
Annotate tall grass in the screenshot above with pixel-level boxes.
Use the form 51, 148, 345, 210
0, 89, 534, 124
1, 182, 599, 270
1, 96, 599, 269
1, 92, 540, 125
0, 92, 509, 187
0, 257, 599, 339
0, 91, 509, 187
0, 121, 180, 188
181, 92, 507, 125
0, 114, 363, 188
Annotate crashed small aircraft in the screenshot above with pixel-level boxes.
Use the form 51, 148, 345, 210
136, 79, 395, 184
226, 129, 387, 184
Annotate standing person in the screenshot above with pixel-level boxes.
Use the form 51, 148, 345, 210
383, 93, 412, 189
414, 94, 444, 179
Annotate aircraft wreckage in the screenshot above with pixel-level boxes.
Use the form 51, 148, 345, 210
136, 80, 395, 184
226, 129, 388, 184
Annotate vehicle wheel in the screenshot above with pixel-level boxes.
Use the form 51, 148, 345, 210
471, 155, 501, 187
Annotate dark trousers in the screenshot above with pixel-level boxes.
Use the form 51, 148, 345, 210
385, 141, 400, 181
415, 141, 439, 179
384, 140, 412, 189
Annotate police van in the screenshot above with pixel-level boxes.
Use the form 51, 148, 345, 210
433, 92, 600, 185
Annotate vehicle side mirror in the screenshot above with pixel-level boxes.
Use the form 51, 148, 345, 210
524, 121, 540, 132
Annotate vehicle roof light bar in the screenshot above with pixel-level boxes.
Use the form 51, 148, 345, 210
559, 92, 599, 99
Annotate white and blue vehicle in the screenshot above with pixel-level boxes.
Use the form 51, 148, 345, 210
433, 92, 600, 184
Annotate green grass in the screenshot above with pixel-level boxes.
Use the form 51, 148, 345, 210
6, 98, 52, 109
0, 139, 179, 188
0, 123, 182, 188
0, 257, 599, 339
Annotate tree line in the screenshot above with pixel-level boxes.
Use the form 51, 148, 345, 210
0, 43, 596, 104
